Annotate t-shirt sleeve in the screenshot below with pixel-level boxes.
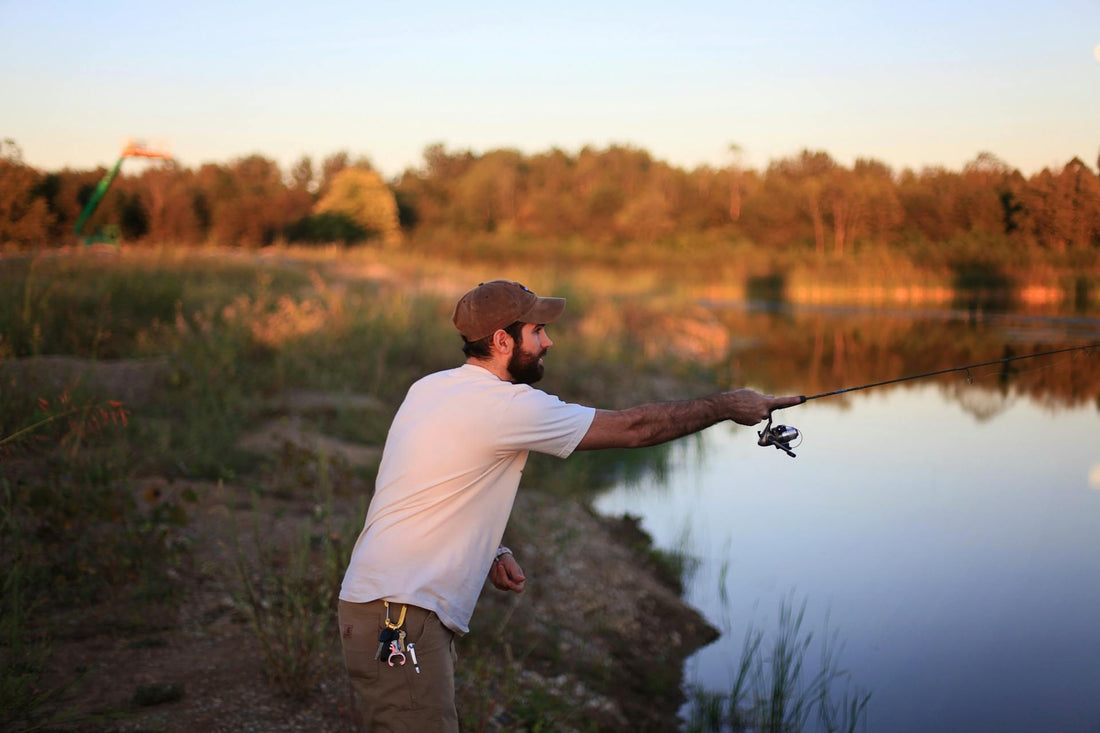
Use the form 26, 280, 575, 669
496, 387, 596, 458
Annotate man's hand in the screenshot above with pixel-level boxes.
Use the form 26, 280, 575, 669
726, 390, 805, 426
488, 552, 526, 594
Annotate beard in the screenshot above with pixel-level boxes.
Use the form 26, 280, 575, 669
508, 344, 545, 385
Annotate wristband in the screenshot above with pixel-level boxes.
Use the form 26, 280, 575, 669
494, 546, 512, 562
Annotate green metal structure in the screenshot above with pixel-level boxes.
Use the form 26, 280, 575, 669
73, 140, 171, 245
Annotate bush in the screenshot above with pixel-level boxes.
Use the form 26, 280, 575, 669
284, 212, 371, 246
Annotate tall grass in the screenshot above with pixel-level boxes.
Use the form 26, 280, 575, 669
230, 452, 366, 699
685, 595, 871, 733
0, 562, 88, 731
12, 245, 1045, 727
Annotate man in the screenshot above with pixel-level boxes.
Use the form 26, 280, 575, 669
338, 280, 801, 731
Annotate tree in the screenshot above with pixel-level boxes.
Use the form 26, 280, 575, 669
728, 143, 744, 222
136, 161, 202, 244
827, 159, 903, 254
449, 149, 524, 233
959, 152, 1015, 235
1023, 158, 1100, 251
319, 152, 350, 198
314, 167, 401, 244
767, 150, 837, 254
897, 166, 964, 243
390, 144, 477, 232
0, 142, 53, 247
194, 155, 294, 246
516, 148, 583, 237
290, 156, 315, 195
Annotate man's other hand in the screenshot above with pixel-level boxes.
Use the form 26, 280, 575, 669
489, 553, 527, 593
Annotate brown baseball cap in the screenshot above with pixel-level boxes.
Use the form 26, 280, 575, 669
452, 280, 566, 341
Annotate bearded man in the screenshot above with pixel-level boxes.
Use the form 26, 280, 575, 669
338, 279, 801, 731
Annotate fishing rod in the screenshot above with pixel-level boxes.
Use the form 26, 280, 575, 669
758, 342, 1100, 458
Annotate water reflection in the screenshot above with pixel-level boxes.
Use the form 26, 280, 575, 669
595, 384, 1100, 733
703, 302, 1100, 411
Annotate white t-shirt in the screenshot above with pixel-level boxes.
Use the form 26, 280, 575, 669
339, 363, 596, 633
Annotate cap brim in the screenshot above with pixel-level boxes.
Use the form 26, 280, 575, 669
519, 296, 566, 325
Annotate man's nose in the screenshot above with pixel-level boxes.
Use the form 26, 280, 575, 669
541, 332, 553, 349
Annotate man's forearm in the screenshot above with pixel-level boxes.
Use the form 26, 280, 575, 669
577, 389, 786, 450
611, 396, 727, 448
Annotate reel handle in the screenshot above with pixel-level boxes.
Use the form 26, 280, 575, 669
757, 414, 800, 458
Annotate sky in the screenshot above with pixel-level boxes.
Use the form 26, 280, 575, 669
2, 0, 1098, 179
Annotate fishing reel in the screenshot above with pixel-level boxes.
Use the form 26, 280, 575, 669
757, 414, 801, 458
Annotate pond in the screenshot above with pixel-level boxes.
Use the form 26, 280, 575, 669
593, 305, 1100, 732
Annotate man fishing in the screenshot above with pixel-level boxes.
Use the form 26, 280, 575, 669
338, 279, 802, 731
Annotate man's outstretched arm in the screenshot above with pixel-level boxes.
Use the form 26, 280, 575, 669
576, 389, 803, 451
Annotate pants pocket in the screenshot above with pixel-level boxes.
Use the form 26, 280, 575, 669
338, 600, 380, 683
404, 612, 458, 726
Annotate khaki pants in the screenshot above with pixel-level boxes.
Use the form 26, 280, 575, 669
338, 599, 459, 733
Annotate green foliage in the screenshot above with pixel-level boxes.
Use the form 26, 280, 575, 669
6, 138, 1099, 285
685, 595, 872, 733
523, 445, 673, 500
230, 463, 363, 699
117, 190, 149, 240
0, 251, 312, 359
0, 393, 191, 727
0, 534, 60, 731
284, 211, 370, 245
0, 564, 102, 732
0, 245, 1091, 727
0, 374, 189, 604
457, 612, 603, 733
2, 457, 191, 608
232, 510, 333, 699
315, 167, 401, 244
0, 156, 55, 247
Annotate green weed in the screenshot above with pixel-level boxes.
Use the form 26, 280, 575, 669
685, 595, 871, 733
0, 492, 102, 732
230, 452, 363, 699
457, 609, 601, 733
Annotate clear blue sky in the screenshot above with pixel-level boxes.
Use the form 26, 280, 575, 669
2, 0, 1098, 178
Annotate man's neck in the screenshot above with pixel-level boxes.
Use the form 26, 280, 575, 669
466, 356, 513, 383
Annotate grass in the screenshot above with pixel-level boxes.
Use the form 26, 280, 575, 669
1, 243, 1094, 728
230, 448, 365, 699
685, 595, 872, 733
0, 477, 128, 731
456, 636, 601, 733
0, 561, 63, 730
0, 246, 698, 717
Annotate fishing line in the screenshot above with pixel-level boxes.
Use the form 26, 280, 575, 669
757, 342, 1100, 458
800, 343, 1099, 402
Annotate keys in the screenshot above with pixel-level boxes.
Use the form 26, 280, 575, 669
387, 640, 406, 667
380, 602, 409, 667
375, 627, 397, 662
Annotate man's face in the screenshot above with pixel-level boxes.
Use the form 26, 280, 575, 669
507, 323, 552, 385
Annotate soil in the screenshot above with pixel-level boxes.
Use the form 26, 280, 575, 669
16, 376, 719, 732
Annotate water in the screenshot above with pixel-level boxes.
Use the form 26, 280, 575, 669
593, 317, 1100, 732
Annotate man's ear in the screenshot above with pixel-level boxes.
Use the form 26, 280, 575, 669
490, 328, 514, 356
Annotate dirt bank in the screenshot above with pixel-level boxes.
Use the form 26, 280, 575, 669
37, 481, 716, 732
8, 352, 718, 731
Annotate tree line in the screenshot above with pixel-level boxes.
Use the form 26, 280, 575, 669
2, 138, 1099, 259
